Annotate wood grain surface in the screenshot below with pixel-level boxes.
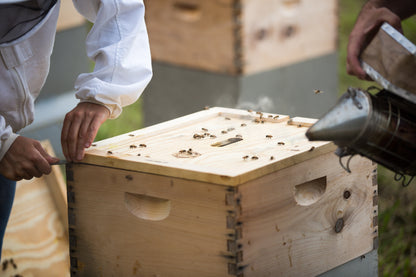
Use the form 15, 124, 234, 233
83, 107, 334, 186
1, 141, 69, 277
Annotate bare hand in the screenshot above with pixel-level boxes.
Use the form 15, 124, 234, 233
347, 6, 402, 80
61, 102, 110, 162
0, 136, 59, 181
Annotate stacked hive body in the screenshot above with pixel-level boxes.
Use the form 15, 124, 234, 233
67, 107, 377, 277
142, 0, 339, 126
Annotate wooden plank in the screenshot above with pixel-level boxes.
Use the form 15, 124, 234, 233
83, 107, 335, 186
67, 163, 232, 276
57, 0, 85, 31
237, 152, 377, 276
1, 141, 69, 277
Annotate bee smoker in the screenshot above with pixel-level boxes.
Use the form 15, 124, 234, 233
306, 87, 416, 185
306, 22, 416, 185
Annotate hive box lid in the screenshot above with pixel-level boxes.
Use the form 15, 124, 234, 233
83, 107, 335, 185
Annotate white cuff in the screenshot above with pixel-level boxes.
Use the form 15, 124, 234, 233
0, 133, 19, 161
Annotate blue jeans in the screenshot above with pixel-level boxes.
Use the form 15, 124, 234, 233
0, 174, 16, 261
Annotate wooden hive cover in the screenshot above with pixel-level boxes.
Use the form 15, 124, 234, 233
83, 107, 335, 185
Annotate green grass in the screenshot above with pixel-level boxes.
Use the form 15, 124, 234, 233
95, 2, 416, 275
95, 99, 144, 141
338, 1, 416, 276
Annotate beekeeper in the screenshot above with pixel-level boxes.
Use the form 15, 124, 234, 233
0, 0, 152, 258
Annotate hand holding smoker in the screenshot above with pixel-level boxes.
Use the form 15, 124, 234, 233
306, 23, 416, 185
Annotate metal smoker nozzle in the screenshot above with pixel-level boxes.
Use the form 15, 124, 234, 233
306, 87, 416, 182
305, 88, 370, 142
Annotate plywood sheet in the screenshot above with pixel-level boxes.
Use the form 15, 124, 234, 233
1, 141, 69, 277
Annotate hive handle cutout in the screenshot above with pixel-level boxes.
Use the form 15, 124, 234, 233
124, 192, 171, 221
173, 2, 201, 22
294, 177, 327, 206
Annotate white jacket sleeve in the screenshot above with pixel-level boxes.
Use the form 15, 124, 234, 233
72, 0, 152, 119
0, 115, 19, 161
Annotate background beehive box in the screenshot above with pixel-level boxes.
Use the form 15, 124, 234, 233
144, 0, 338, 75
68, 107, 377, 276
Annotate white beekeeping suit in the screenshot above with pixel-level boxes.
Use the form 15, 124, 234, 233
0, 0, 153, 160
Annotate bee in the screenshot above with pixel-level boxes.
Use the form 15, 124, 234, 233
277, 142, 285, 145
179, 149, 187, 153
254, 118, 260, 123
221, 130, 228, 134
256, 111, 263, 115
297, 124, 302, 128
273, 115, 279, 119
227, 127, 235, 132
247, 109, 253, 113
210, 135, 217, 138
107, 150, 113, 154
268, 115, 273, 118
2, 259, 8, 271
314, 89, 324, 94
129, 145, 137, 149
10, 258, 17, 269
137, 153, 141, 156
241, 123, 247, 127
243, 155, 249, 160
251, 156, 259, 160
266, 135, 273, 139
187, 148, 193, 154
261, 120, 265, 124
204, 133, 210, 136
236, 134, 243, 138
225, 117, 231, 120
270, 156, 275, 160
308, 146, 315, 152
92, 144, 97, 147
193, 134, 203, 139
128, 134, 135, 137
202, 128, 208, 132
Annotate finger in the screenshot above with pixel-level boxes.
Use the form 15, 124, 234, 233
67, 111, 84, 162
85, 114, 104, 147
76, 107, 109, 161
33, 143, 55, 174
346, 35, 367, 79
16, 165, 34, 180
75, 116, 94, 161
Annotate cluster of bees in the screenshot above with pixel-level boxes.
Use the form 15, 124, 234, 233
102, 108, 315, 162
173, 148, 201, 158
2, 258, 22, 277
192, 126, 242, 139
248, 110, 280, 124
2, 259, 17, 271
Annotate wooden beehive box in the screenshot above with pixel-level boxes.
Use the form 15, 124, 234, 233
67, 107, 377, 277
144, 0, 338, 75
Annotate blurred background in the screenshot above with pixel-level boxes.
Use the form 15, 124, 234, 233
23, 0, 416, 275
